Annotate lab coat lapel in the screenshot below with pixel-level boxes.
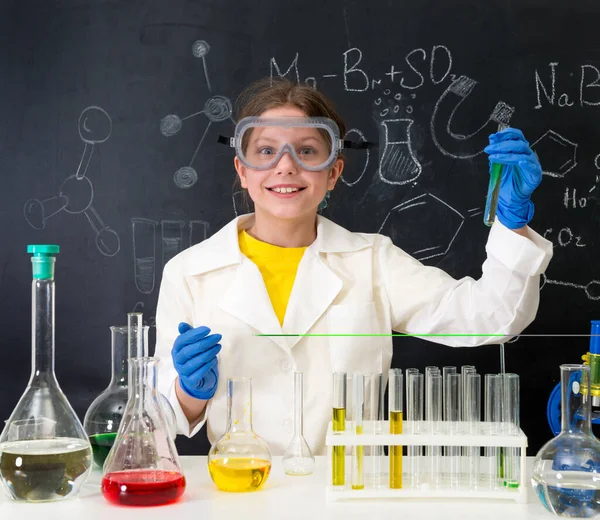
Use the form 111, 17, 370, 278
187, 214, 286, 350
218, 255, 287, 350
283, 246, 342, 349
204, 214, 370, 352
283, 216, 372, 348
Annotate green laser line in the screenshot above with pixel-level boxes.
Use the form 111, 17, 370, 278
255, 333, 600, 338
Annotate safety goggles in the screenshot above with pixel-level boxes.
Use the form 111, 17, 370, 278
218, 117, 375, 171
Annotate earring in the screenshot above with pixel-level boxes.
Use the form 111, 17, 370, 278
318, 190, 331, 211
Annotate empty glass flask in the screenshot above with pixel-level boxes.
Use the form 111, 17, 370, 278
282, 372, 314, 475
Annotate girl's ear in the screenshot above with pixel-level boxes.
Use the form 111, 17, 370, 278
234, 157, 248, 189
327, 158, 345, 190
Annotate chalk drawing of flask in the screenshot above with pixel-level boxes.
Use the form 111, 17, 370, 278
377, 119, 422, 185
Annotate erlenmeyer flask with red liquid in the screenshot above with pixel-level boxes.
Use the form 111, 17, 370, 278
101, 349, 185, 506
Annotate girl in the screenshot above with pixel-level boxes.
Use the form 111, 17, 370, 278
155, 78, 553, 454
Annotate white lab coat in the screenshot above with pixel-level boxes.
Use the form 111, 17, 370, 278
155, 214, 553, 455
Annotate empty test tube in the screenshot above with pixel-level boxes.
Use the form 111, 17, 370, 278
445, 373, 461, 488
460, 366, 476, 478
485, 374, 503, 489
465, 373, 481, 489
364, 373, 383, 488
442, 367, 457, 483
388, 369, 403, 489
442, 366, 457, 415
425, 367, 441, 432
332, 373, 346, 486
406, 371, 423, 488
404, 368, 419, 435
426, 373, 442, 488
404, 369, 419, 432
425, 366, 440, 381
351, 373, 364, 490
461, 366, 476, 422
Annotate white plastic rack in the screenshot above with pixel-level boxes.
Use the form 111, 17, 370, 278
325, 420, 528, 503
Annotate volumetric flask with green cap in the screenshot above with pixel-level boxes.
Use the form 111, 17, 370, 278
0, 245, 92, 502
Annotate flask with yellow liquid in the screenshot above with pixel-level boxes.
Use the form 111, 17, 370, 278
208, 378, 272, 492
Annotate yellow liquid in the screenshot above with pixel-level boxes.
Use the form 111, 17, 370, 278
208, 458, 271, 492
332, 407, 345, 486
352, 424, 364, 490
389, 410, 403, 489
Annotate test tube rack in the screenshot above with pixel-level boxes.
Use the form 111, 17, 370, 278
325, 420, 528, 503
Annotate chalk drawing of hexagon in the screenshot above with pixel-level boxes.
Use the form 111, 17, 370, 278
531, 130, 578, 178
378, 193, 465, 261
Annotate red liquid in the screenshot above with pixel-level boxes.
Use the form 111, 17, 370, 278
101, 470, 186, 506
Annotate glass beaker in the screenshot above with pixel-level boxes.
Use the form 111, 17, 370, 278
0, 245, 92, 502
101, 357, 186, 506
208, 378, 272, 492
282, 372, 315, 475
532, 364, 600, 517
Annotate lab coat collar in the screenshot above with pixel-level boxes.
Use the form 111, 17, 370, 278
183, 214, 371, 351
183, 213, 370, 276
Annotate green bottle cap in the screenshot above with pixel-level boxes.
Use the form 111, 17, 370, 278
27, 244, 60, 279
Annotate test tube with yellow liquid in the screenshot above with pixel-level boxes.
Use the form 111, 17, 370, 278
332, 373, 346, 486
389, 369, 403, 489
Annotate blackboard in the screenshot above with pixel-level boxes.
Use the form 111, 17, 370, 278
2, 0, 600, 456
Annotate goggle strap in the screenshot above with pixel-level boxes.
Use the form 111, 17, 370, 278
342, 139, 378, 150
217, 134, 234, 147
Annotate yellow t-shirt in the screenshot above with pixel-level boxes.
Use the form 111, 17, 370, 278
238, 230, 306, 326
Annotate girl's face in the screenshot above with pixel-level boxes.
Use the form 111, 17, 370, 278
234, 105, 344, 222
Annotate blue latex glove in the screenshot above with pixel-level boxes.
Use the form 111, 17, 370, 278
484, 128, 542, 229
172, 322, 221, 400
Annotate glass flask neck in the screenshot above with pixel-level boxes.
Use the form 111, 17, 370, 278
293, 372, 303, 437
561, 364, 592, 435
128, 357, 159, 407
30, 278, 57, 383
227, 378, 253, 433
128, 313, 146, 359
110, 326, 129, 387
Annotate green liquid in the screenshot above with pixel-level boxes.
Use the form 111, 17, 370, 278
0, 438, 92, 502
89, 432, 117, 467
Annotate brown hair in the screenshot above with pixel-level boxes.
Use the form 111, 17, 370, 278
233, 77, 346, 211
236, 77, 346, 135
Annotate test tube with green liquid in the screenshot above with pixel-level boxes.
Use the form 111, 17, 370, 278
484, 123, 509, 227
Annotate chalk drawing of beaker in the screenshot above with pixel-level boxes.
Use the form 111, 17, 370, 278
377, 119, 422, 186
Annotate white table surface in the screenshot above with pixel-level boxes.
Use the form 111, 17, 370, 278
0, 456, 554, 520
